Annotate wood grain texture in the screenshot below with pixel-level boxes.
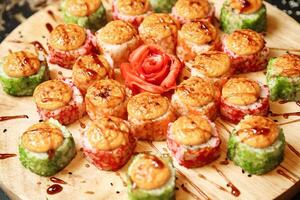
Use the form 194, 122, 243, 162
1, 1, 300, 200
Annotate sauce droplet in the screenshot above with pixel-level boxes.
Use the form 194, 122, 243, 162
50, 177, 67, 184
47, 10, 56, 21
0, 153, 17, 160
46, 23, 54, 33
0, 115, 28, 122
47, 184, 63, 195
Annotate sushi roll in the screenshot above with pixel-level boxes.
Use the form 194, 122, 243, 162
127, 153, 175, 200
139, 13, 179, 54
0, 51, 49, 96
48, 24, 96, 69
171, 0, 214, 25
61, 0, 107, 31
228, 115, 285, 175
127, 92, 176, 141
85, 79, 129, 120
19, 118, 76, 176
220, 0, 267, 33
176, 21, 220, 63
222, 29, 269, 73
113, 0, 152, 27
167, 114, 221, 168
220, 77, 269, 124
33, 79, 85, 125
96, 20, 141, 68
171, 76, 219, 120
72, 54, 113, 94
266, 54, 300, 101
83, 116, 136, 171
149, 0, 177, 13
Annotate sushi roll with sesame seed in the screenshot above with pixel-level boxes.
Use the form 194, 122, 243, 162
83, 116, 136, 171
220, 78, 269, 124
19, 118, 76, 176
228, 115, 285, 175
33, 79, 85, 125
220, 0, 267, 33
149, 0, 177, 13
0, 51, 49, 96
127, 92, 176, 141
266, 54, 300, 101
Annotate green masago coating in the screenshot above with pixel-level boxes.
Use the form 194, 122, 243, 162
19, 118, 77, 177
267, 58, 300, 101
227, 129, 285, 175
127, 154, 175, 200
220, 0, 267, 33
61, 0, 107, 31
150, 0, 177, 13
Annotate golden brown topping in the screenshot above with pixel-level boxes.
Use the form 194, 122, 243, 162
49, 24, 86, 51
65, 0, 102, 17
237, 116, 279, 148
33, 80, 73, 111
117, 0, 150, 15
272, 54, 300, 77
21, 122, 64, 153
174, 0, 211, 20
222, 78, 260, 106
3, 51, 40, 78
230, 0, 262, 14
225, 29, 264, 55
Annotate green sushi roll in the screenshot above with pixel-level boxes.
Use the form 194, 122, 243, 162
150, 0, 177, 13
220, 0, 267, 33
19, 118, 77, 176
0, 51, 49, 96
228, 115, 285, 175
266, 54, 300, 101
61, 0, 107, 31
127, 153, 175, 200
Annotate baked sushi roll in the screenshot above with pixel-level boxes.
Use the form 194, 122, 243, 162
171, 76, 219, 120
139, 13, 179, 54
220, 0, 267, 33
176, 21, 220, 63
72, 54, 113, 94
222, 29, 269, 73
48, 24, 96, 69
167, 114, 221, 168
127, 92, 176, 141
149, 0, 177, 13
96, 20, 140, 68
61, 0, 107, 31
171, 0, 214, 25
33, 79, 85, 125
266, 54, 300, 101
19, 118, 76, 176
85, 79, 129, 120
127, 153, 175, 200
228, 115, 285, 175
83, 116, 136, 171
220, 77, 269, 124
113, 0, 152, 27
0, 51, 49, 96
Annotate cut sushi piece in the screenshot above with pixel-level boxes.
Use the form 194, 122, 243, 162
19, 118, 76, 176
72, 54, 113, 94
33, 79, 85, 125
83, 116, 136, 171
228, 115, 285, 175
220, 77, 269, 124
113, 0, 152, 27
127, 92, 176, 140
139, 13, 179, 54
220, 0, 267, 33
48, 24, 96, 69
96, 20, 141, 68
61, 0, 107, 31
222, 29, 269, 73
85, 79, 129, 120
266, 54, 300, 101
0, 51, 49, 96
149, 0, 177, 13
167, 114, 221, 168
176, 21, 220, 63
127, 153, 175, 200
171, 76, 219, 120
171, 0, 214, 25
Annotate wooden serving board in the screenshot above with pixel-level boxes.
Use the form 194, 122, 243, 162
1, 1, 300, 200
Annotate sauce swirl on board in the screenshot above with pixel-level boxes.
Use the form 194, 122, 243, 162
0, 115, 28, 122
0, 153, 17, 159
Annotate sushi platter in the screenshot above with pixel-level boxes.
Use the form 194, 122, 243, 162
0, 0, 300, 200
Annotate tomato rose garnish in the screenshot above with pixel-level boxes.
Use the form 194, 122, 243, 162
120, 45, 182, 94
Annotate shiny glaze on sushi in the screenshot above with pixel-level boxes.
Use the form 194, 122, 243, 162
272, 54, 300, 77
173, 0, 212, 21
230, 0, 262, 14
64, 0, 102, 17
116, 0, 150, 15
